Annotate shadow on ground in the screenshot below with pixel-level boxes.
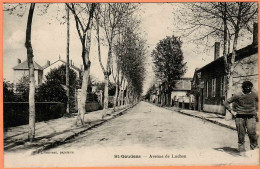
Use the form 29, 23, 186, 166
214, 147, 240, 157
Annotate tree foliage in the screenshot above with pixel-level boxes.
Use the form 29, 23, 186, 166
152, 35, 187, 92
66, 3, 96, 125
94, 3, 138, 109
3, 80, 15, 102
15, 75, 30, 101
115, 26, 146, 97
175, 2, 258, 50
37, 65, 79, 112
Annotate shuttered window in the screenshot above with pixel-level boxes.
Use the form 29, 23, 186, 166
212, 78, 216, 97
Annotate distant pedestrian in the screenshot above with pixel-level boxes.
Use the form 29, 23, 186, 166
223, 81, 258, 154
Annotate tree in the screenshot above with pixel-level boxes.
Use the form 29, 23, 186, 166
3, 80, 15, 102
152, 35, 187, 106
4, 2, 51, 141
95, 3, 137, 109
66, 3, 96, 125
36, 82, 67, 103
65, 5, 70, 116
15, 75, 30, 101
176, 2, 257, 120
224, 2, 257, 120
37, 65, 79, 111
25, 3, 36, 141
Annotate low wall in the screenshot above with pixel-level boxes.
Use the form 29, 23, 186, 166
203, 104, 225, 115
86, 102, 102, 112
4, 102, 66, 128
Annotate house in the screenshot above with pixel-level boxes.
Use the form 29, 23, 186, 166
13, 59, 43, 87
191, 23, 258, 114
171, 78, 193, 109
42, 56, 82, 82
13, 56, 82, 89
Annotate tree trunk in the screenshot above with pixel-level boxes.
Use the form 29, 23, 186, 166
161, 93, 166, 106
223, 2, 228, 57
103, 44, 112, 109
77, 31, 92, 125
25, 3, 36, 142
167, 92, 171, 106
118, 78, 125, 106
126, 89, 129, 105
117, 88, 122, 106
225, 29, 239, 120
103, 75, 109, 109
113, 83, 119, 109
225, 72, 233, 120
222, 2, 233, 120
66, 5, 70, 115
78, 68, 90, 125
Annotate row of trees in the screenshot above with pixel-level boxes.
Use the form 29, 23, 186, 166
4, 3, 146, 141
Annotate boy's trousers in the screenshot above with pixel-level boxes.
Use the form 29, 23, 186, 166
235, 115, 258, 152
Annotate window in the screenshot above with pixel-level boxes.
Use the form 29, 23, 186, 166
212, 78, 216, 97
205, 81, 209, 98
220, 76, 225, 96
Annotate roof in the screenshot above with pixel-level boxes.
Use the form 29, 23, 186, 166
173, 79, 191, 91
13, 60, 43, 70
42, 63, 50, 69
44, 59, 82, 72
197, 44, 258, 73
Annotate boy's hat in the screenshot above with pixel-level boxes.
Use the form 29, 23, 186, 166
242, 81, 253, 88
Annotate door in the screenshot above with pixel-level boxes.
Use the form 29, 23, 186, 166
200, 89, 204, 111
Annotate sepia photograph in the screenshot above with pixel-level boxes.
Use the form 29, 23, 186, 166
3, 2, 259, 167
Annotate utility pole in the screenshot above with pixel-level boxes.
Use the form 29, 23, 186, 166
66, 5, 70, 115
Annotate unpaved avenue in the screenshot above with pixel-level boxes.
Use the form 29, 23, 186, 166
5, 102, 258, 167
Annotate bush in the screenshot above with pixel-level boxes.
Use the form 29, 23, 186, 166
3, 80, 15, 102
36, 81, 67, 103
15, 75, 30, 101
4, 102, 66, 128
43, 65, 80, 112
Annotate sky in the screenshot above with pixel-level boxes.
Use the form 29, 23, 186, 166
3, 3, 254, 94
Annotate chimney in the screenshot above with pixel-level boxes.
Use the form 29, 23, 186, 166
214, 42, 220, 60
70, 60, 72, 66
253, 22, 258, 45
17, 59, 21, 64
47, 60, 50, 66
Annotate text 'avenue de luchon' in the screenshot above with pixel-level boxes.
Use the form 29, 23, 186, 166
114, 154, 187, 159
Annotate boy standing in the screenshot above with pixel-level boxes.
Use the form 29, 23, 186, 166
223, 81, 258, 153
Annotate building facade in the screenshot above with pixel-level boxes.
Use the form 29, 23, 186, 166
42, 57, 81, 82
171, 78, 193, 109
13, 57, 82, 87
13, 59, 43, 87
192, 31, 258, 114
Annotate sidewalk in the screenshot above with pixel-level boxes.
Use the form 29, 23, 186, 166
165, 106, 237, 130
4, 104, 136, 155
152, 102, 258, 132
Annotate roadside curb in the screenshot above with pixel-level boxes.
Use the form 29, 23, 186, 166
31, 103, 138, 155
176, 110, 236, 131
149, 102, 236, 131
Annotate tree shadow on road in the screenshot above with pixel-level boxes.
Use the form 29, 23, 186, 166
214, 147, 240, 157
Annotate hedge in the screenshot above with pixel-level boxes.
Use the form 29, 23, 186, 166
4, 102, 66, 128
